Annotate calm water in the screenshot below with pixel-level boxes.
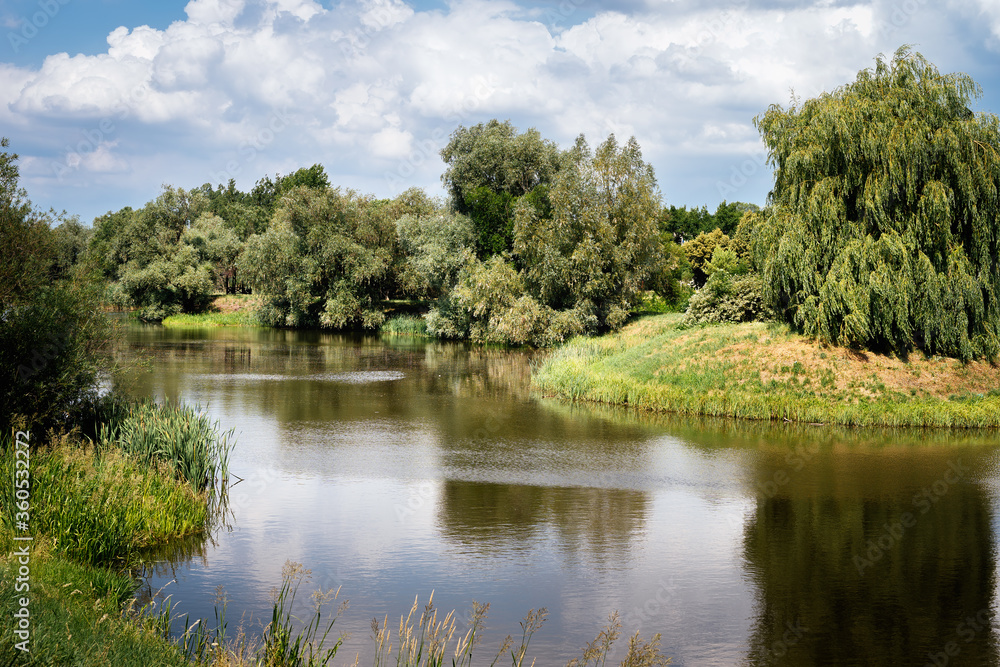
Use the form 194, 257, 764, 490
125, 324, 1000, 666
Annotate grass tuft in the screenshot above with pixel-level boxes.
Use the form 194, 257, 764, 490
380, 315, 430, 338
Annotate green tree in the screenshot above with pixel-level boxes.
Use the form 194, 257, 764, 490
749, 46, 1000, 360
682, 228, 730, 287
248, 164, 330, 214
659, 205, 712, 243
396, 211, 476, 298
93, 187, 214, 319
511, 134, 664, 335
440, 119, 561, 257
239, 186, 395, 329
201, 179, 270, 240
49, 213, 93, 280
713, 200, 759, 235
182, 213, 244, 294
0, 138, 114, 440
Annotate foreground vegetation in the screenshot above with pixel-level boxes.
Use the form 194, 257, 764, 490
534, 314, 1000, 428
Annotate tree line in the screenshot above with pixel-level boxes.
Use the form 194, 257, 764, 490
7, 44, 1000, 389
67, 120, 760, 347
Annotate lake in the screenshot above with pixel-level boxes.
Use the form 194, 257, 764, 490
125, 323, 1000, 666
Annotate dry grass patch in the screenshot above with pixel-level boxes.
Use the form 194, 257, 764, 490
211, 294, 261, 313
716, 332, 1000, 400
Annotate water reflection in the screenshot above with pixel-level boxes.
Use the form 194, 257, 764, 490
437, 481, 648, 566
120, 324, 1000, 666
742, 444, 998, 666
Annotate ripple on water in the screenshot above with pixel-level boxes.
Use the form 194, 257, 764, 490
192, 370, 406, 384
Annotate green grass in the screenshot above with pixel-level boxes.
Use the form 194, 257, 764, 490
98, 399, 233, 491
533, 314, 1000, 428
162, 310, 260, 327
0, 552, 194, 667
0, 425, 215, 665
380, 314, 430, 338
1, 442, 209, 567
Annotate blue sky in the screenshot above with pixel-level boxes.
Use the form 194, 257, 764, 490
2, 0, 1000, 224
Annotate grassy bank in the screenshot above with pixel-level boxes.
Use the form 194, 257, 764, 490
162, 295, 260, 327
533, 314, 1000, 428
0, 401, 232, 666
379, 314, 430, 338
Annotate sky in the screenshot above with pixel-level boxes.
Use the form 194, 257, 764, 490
1, 0, 1000, 225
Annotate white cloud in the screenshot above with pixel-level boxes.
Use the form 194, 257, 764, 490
76, 142, 131, 174
370, 126, 413, 158
0, 0, 996, 221
184, 0, 249, 26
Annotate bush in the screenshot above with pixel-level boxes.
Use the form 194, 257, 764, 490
682, 272, 769, 326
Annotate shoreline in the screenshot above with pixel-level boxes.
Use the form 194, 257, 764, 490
531, 314, 1000, 429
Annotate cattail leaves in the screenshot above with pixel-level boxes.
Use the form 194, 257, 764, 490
751, 46, 1000, 360
98, 400, 232, 492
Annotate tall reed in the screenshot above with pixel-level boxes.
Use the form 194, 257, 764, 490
98, 399, 232, 491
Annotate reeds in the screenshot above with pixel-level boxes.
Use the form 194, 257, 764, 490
98, 399, 232, 491
380, 315, 430, 338
138, 560, 346, 667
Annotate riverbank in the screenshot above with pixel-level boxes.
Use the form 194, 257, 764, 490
161, 296, 434, 333
162, 294, 261, 327
0, 430, 214, 665
532, 314, 1000, 428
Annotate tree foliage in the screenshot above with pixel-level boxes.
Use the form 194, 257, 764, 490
239, 186, 397, 329
748, 46, 1000, 359
430, 134, 663, 346
0, 138, 114, 440
441, 119, 561, 257
182, 213, 244, 294
514, 134, 663, 332
682, 271, 768, 326
396, 211, 476, 298
682, 228, 731, 287
94, 187, 215, 320
659, 200, 758, 243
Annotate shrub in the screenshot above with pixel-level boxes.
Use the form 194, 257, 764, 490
682, 272, 769, 326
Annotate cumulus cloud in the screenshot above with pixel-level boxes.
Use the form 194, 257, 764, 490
0, 0, 995, 221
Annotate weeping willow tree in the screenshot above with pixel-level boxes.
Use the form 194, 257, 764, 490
748, 46, 1000, 360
